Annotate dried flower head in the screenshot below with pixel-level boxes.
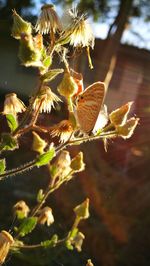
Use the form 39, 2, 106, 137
52, 150, 72, 179
117, 117, 139, 139
32, 86, 61, 113
51, 120, 74, 143
0, 230, 14, 264
68, 9, 95, 48
32, 131, 47, 154
35, 4, 62, 35
73, 231, 85, 252
3, 93, 26, 116
38, 207, 54, 226
13, 200, 30, 218
74, 198, 90, 220
109, 102, 133, 126
55, 150, 71, 169
71, 152, 85, 172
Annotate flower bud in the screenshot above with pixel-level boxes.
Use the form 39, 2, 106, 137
18, 33, 41, 67
109, 102, 133, 126
74, 198, 90, 220
57, 72, 78, 98
117, 117, 139, 139
38, 207, 54, 226
71, 152, 85, 172
12, 9, 32, 39
51, 151, 72, 180
0, 230, 14, 264
32, 132, 47, 154
13, 200, 30, 219
73, 232, 85, 252
55, 151, 71, 169
86, 259, 94, 266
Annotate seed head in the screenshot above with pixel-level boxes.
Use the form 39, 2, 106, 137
3, 93, 26, 116
35, 4, 62, 35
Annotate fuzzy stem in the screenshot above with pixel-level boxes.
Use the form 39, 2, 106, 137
29, 98, 44, 126
31, 169, 74, 216
0, 131, 116, 181
0, 159, 36, 180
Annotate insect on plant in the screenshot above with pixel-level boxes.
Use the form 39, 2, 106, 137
0, 4, 139, 266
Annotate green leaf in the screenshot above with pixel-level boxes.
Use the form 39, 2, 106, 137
0, 133, 18, 151
6, 114, 18, 132
36, 147, 55, 167
16, 211, 27, 220
65, 240, 74, 250
96, 128, 102, 136
43, 56, 52, 68
18, 217, 37, 237
41, 234, 58, 248
37, 189, 44, 203
0, 159, 6, 174
41, 69, 64, 82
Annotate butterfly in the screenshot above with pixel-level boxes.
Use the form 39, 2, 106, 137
75, 82, 106, 134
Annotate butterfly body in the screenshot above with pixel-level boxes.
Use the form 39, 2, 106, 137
76, 82, 106, 133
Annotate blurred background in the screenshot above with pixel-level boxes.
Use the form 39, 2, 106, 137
0, 0, 150, 265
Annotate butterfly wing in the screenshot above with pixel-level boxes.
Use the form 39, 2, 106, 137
76, 82, 106, 133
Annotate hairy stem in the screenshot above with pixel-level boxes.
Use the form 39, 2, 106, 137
0, 159, 36, 180
31, 169, 74, 216
0, 131, 117, 181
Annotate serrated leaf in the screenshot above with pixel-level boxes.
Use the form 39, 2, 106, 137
6, 114, 18, 132
0, 133, 18, 151
37, 189, 44, 203
41, 69, 64, 82
18, 217, 37, 237
0, 159, 6, 174
41, 234, 58, 248
36, 147, 55, 167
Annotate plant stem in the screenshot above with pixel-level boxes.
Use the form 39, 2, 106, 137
12, 80, 44, 137
0, 131, 117, 181
13, 243, 42, 249
12, 237, 66, 250
31, 169, 74, 217
0, 159, 36, 180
